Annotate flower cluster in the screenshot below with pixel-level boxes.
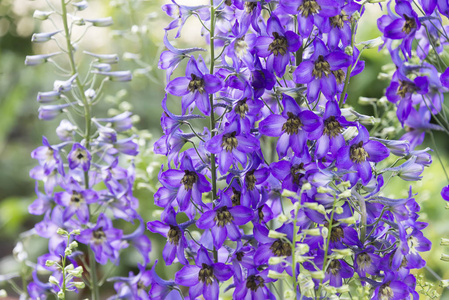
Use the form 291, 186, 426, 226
145, 0, 447, 299
24, 1, 150, 299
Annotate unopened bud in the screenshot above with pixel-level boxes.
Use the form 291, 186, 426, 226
302, 183, 311, 191
64, 248, 72, 256
295, 254, 313, 263
57, 228, 69, 236
277, 214, 290, 223
335, 206, 344, 214
336, 285, 350, 293
45, 260, 56, 267
282, 189, 300, 199
31, 30, 61, 43
309, 270, 325, 279
440, 279, 449, 288
86, 17, 113, 27
332, 248, 353, 258
337, 181, 351, 189
268, 270, 289, 279
84, 51, 119, 64
317, 186, 333, 194
25, 53, 61, 66
72, 281, 85, 289
321, 227, 329, 238
49, 275, 59, 286
268, 230, 287, 239
352, 11, 361, 21
57, 291, 65, 299
302, 228, 321, 236
68, 266, 83, 277
284, 290, 295, 299
339, 216, 357, 224
297, 243, 310, 255
94, 71, 132, 82
69, 241, 78, 249
0, 289, 7, 297
268, 256, 286, 265
441, 238, 449, 246
71, 229, 81, 235
338, 190, 351, 199
72, 0, 88, 10
344, 46, 353, 56
441, 254, 449, 262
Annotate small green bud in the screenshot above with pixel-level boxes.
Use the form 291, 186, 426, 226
284, 290, 295, 299
302, 183, 312, 191
57, 291, 65, 299
71, 229, 81, 235
268, 256, 286, 265
440, 280, 449, 288
297, 243, 310, 255
309, 270, 325, 279
317, 186, 333, 194
0, 289, 7, 297
332, 248, 353, 258
344, 46, 353, 56
440, 254, 449, 262
339, 216, 357, 224
57, 228, 69, 236
46, 260, 56, 267
277, 214, 290, 223
71, 281, 86, 289
267, 270, 289, 279
336, 285, 350, 293
441, 238, 449, 246
68, 266, 84, 278
338, 190, 351, 199
49, 275, 59, 285
302, 228, 321, 236
335, 206, 344, 214
64, 248, 72, 256
268, 230, 287, 239
282, 189, 300, 199
69, 241, 79, 249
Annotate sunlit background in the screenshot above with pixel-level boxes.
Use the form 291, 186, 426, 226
0, 0, 448, 298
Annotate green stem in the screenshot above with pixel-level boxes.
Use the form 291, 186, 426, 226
338, 21, 357, 107
209, 0, 218, 264
89, 248, 100, 300
429, 131, 449, 183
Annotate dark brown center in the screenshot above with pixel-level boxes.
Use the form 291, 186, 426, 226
268, 32, 288, 56
198, 263, 215, 285
323, 116, 343, 138
235, 99, 249, 118
222, 131, 238, 152
214, 206, 234, 227
298, 0, 321, 17
402, 15, 416, 34
181, 170, 198, 190
188, 74, 205, 94
246, 275, 265, 291
168, 225, 181, 246
282, 112, 303, 135
270, 239, 292, 257
350, 141, 369, 164
312, 55, 331, 79
245, 170, 257, 191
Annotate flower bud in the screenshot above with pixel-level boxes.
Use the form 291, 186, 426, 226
57, 291, 65, 299
65, 264, 74, 271
71, 229, 81, 235
358, 97, 378, 106
267, 270, 289, 279
295, 255, 313, 263
332, 248, 353, 259
86, 17, 113, 27
441, 238, 449, 246
277, 214, 290, 223
335, 206, 344, 214
339, 216, 357, 224
317, 186, 333, 194
302, 183, 312, 191
440, 254, 449, 262
336, 285, 350, 293
57, 228, 69, 236
45, 260, 56, 267
37, 91, 61, 103
68, 266, 83, 277
297, 243, 309, 255
84, 51, 119, 64
0, 289, 7, 297
49, 275, 59, 285
352, 11, 361, 21
344, 46, 353, 56
64, 248, 72, 256
321, 227, 329, 238
303, 202, 326, 215
71, 281, 85, 289
268, 256, 286, 265
72, 0, 88, 10
25, 53, 61, 66
440, 279, 449, 288
284, 290, 295, 299
268, 230, 287, 239
281, 189, 300, 199
309, 270, 325, 279
338, 190, 351, 199
94, 71, 132, 82
38, 103, 71, 120
302, 228, 321, 236
31, 31, 61, 43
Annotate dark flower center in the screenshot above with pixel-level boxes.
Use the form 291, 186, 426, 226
402, 15, 416, 34
298, 0, 321, 17
397, 80, 416, 98
222, 131, 238, 152
244, 1, 257, 13
282, 112, 303, 135
268, 32, 288, 56
312, 55, 331, 79
236, 251, 244, 261
350, 141, 369, 164
235, 99, 249, 118
198, 264, 215, 285
225, 0, 232, 5
270, 239, 292, 256
214, 206, 234, 227
356, 252, 372, 270
188, 74, 205, 94
71, 191, 83, 204
246, 275, 265, 291
77, 153, 84, 159
258, 206, 264, 221
290, 163, 305, 185
379, 283, 394, 300
168, 225, 181, 246
231, 187, 241, 206
330, 11, 348, 29
245, 170, 257, 191
93, 227, 106, 244
325, 221, 345, 242
326, 260, 341, 276
332, 69, 346, 84
323, 116, 343, 138
181, 170, 198, 190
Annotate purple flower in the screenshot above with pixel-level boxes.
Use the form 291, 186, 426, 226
196, 192, 253, 249
174, 247, 232, 300
205, 121, 259, 174
336, 125, 390, 185
147, 207, 189, 265
68, 143, 91, 171
77, 213, 124, 264
259, 95, 321, 158
254, 15, 301, 77
371, 272, 410, 300
166, 56, 222, 115
233, 268, 275, 299
293, 38, 352, 102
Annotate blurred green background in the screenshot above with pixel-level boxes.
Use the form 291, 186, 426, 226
0, 0, 449, 298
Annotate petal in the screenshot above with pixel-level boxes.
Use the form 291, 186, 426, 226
355, 161, 372, 185
364, 141, 390, 163
229, 206, 253, 225
196, 210, 217, 229
259, 115, 286, 136
166, 77, 190, 96
203, 74, 223, 94
211, 225, 227, 249
293, 61, 314, 84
